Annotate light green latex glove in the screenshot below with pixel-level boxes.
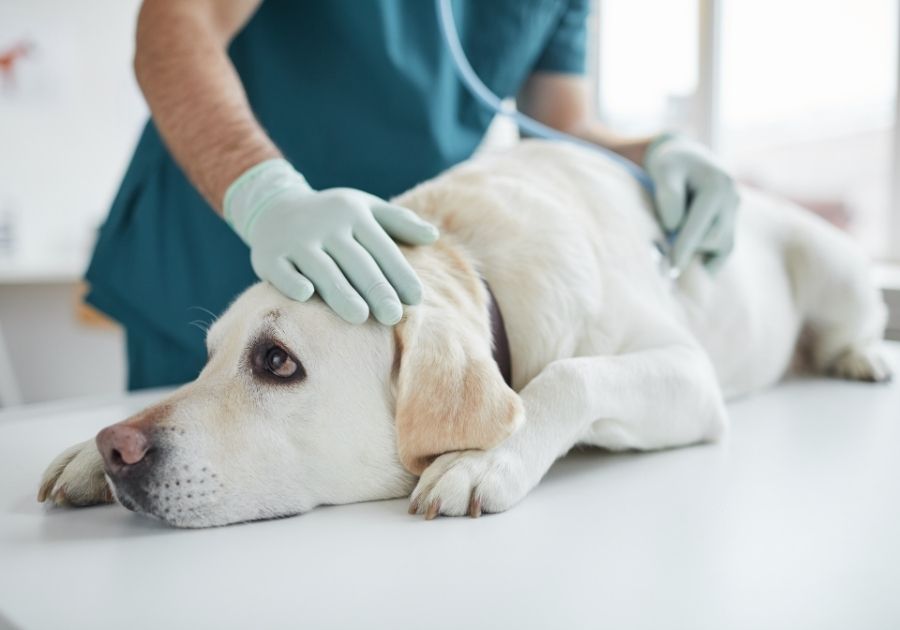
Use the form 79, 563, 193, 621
645, 134, 740, 274
224, 159, 439, 325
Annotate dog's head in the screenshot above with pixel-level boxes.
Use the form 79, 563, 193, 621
96, 276, 522, 527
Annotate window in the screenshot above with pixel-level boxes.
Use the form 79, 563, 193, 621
593, 0, 900, 262
595, 0, 699, 135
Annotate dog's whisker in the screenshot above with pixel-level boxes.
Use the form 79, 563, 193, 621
188, 320, 210, 334
187, 305, 219, 323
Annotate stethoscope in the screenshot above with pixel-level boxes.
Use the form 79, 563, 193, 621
435, 0, 682, 279
435, 0, 654, 194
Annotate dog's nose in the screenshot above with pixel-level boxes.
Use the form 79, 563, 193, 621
96, 424, 151, 475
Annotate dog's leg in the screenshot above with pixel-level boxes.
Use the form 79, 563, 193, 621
410, 344, 727, 518
787, 213, 893, 382
37, 439, 113, 507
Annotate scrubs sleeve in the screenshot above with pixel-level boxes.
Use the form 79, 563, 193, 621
532, 0, 591, 74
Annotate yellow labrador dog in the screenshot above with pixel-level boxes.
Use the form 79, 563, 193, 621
39, 141, 891, 527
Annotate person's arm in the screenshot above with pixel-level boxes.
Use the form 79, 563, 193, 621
518, 71, 739, 273
517, 72, 652, 166
134, 0, 275, 212
132, 0, 437, 325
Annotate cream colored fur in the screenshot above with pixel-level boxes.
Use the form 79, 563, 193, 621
39, 141, 891, 527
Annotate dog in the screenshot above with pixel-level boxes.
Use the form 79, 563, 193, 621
38, 140, 892, 527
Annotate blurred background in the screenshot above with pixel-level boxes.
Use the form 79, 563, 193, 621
0, 0, 898, 406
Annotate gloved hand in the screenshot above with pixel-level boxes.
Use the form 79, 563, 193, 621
224, 158, 439, 325
644, 134, 740, 274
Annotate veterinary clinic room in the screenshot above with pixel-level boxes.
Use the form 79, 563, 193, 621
1, 0, 899, 628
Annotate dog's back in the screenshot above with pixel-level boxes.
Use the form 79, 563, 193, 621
398, 140, 891, 397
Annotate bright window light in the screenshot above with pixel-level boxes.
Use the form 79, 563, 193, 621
598, 0, 699, 134
595, 0, 898, 259
720, 0, 897, 257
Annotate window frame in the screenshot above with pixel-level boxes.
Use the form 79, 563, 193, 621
892, 1, 900, 264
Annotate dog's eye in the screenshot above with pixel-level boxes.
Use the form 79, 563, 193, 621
250, 341, 305, 383
264, 346, 298, 378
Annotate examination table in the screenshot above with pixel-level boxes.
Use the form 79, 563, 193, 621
1, 343, 898, 630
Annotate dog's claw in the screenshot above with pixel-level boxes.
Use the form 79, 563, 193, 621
467, 494, 482, 518
408, 499, 419, 515
38, 439, 113, 508
410, 449, 528, 520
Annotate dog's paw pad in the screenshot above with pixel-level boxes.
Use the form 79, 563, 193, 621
828, 346, 894, 383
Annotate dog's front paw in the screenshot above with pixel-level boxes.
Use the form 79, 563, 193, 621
38, 439, 113, 507
409, 449, 532, 519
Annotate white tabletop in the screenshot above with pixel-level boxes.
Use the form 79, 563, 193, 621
1, 346, 899, 630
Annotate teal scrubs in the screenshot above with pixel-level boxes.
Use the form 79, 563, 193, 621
86, 0, 589, 390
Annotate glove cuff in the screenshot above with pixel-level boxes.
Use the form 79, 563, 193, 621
223, 158, 313, 242
643, 132, 680, 168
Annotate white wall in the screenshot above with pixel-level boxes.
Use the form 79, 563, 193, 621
0, 0, 145, 405
0, 0, 146, 267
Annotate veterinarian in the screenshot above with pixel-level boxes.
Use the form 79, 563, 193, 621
85, 0, 738, 390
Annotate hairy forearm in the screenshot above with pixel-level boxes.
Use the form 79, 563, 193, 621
134, 0, 277, 213
518, 72, 655, 166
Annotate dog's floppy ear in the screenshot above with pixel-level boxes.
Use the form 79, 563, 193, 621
392, 269, 524, 476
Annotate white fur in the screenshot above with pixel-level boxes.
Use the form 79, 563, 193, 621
39, 141, 891, 526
